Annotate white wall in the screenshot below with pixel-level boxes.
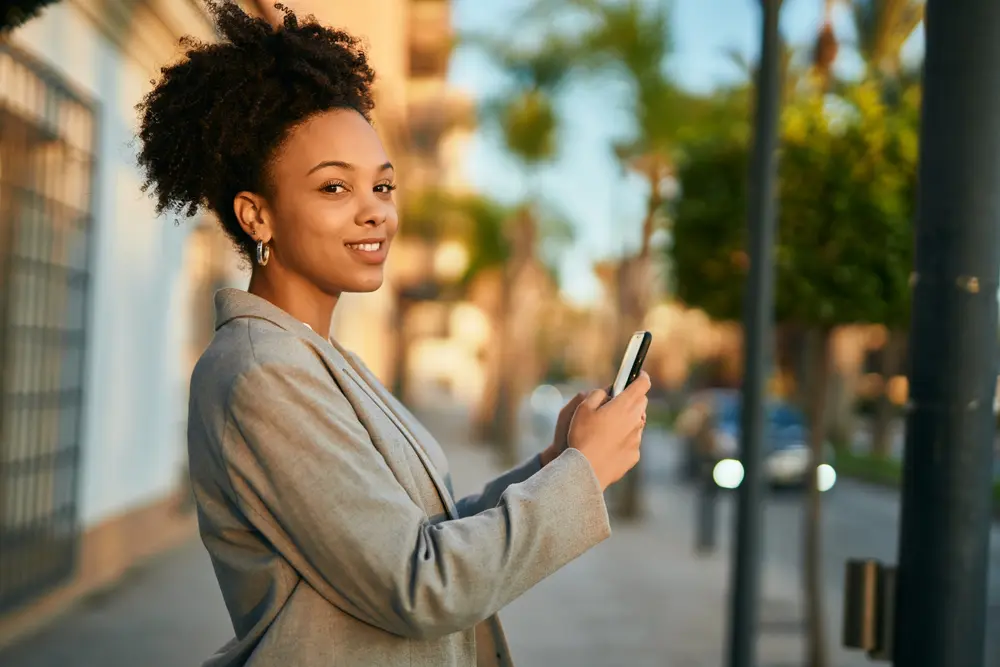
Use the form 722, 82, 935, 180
10, 1, 213, 528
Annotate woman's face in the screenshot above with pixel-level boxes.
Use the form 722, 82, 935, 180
249, 108, 399, 295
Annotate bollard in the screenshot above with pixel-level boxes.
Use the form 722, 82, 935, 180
695, 457, 719, 554
843, 558, 895, 662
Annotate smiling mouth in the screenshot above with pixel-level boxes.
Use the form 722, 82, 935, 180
345, 241, 384, 252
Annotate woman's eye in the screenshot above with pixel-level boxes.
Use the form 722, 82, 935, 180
323, 183, 347, 194
375, 183, 397, 194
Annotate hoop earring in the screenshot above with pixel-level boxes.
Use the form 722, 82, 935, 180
256, 240, 270, 267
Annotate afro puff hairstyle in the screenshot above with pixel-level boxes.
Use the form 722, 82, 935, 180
135, 1, 376, 260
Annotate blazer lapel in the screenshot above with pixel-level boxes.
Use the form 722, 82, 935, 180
214, 288, 460, 519
326, 343, 460, 520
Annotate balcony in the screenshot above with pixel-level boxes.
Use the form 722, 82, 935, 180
408, 0, 452, 79
406, 89, 475, 157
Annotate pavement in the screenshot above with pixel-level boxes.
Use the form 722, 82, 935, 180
1, 403, 998, 667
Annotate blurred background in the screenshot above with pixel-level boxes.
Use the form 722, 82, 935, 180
0, 0, 996, 665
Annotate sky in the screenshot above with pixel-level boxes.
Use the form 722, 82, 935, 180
446, 0, 924, 306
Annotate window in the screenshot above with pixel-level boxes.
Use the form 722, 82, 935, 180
0, 44, 96, 613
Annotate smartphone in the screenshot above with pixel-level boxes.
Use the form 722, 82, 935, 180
611, 331, 652, 397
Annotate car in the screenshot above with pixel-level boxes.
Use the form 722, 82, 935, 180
677, 389, 837, 492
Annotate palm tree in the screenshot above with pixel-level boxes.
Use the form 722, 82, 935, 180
811, 0, 840, 91
850, 0, 924, 81
512, 0, 708, 517
459, 32, 577, 462
568, 0, 683, 518
810, 0, 923, 92
395, 189, 544, 454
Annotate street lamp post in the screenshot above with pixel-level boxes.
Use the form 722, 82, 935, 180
726, 1, 782, 666
892, 1, 1000, 664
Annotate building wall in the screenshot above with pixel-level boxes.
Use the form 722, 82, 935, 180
0, 0, 221, 641
0, 0, 465, 641
7, 0, 461, 531
9, 0, 215, 529
6, 0, 460, 534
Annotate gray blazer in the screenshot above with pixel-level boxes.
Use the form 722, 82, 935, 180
187, 289, 612, 666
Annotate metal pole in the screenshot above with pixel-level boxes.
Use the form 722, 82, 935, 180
695, 459, 719, 554
725, 1, 782, 666
893, 0, 1000, 664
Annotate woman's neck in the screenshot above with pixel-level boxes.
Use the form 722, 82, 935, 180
247, 268, 339, 339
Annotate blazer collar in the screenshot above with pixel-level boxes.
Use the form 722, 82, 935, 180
213, 288, 459, 519
215, 288, 318, 335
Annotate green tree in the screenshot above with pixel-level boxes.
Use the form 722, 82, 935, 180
801, 0, 924, 454
846, 0, 923, 456
783, 87, 916, 667
672, 82, 918, 667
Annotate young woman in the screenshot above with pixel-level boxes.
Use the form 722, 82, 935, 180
136, 3, 649, 665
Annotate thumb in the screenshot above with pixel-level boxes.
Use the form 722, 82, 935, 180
583, 388, 608, 410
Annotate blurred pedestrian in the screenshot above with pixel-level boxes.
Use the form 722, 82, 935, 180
134, 2, 650, 666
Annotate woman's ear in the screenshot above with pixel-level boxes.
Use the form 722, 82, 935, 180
233, 192, 272, 243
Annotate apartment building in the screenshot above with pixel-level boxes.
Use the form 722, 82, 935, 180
0, 0, 466, 646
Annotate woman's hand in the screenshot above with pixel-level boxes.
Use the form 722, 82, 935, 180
540, 392, 588, 467
568, 372, 651, 491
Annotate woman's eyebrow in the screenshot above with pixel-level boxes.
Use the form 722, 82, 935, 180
307, 160, 394, 175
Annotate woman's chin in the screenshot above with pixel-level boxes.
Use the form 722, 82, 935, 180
346, 273, 385, 293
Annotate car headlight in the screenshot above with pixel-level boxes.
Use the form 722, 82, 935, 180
817, 463, 837, 492
713, 459, 744, 489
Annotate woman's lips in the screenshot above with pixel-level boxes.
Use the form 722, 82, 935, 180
345, 240, 389, 265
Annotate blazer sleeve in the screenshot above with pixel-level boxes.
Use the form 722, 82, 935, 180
221, 361, 612, 641
454, 454, 543, 518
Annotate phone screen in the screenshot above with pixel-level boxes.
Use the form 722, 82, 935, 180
612, 332, 651, 397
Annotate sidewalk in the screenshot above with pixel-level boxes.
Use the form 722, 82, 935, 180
0, 536, 233, 667
0, 403, 868, 667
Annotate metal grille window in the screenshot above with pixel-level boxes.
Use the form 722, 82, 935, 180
0, 44, 96, 613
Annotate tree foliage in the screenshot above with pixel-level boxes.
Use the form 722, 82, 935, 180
672, 136, 748, 320
778, 84, 917, 328
499, 89, 558, 165
672, 82, 918, 331
461, 30, 576, 174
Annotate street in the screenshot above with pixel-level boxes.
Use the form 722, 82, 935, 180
1, 414, 997, 666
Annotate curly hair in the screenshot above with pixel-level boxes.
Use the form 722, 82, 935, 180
135, 1, 376, 259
